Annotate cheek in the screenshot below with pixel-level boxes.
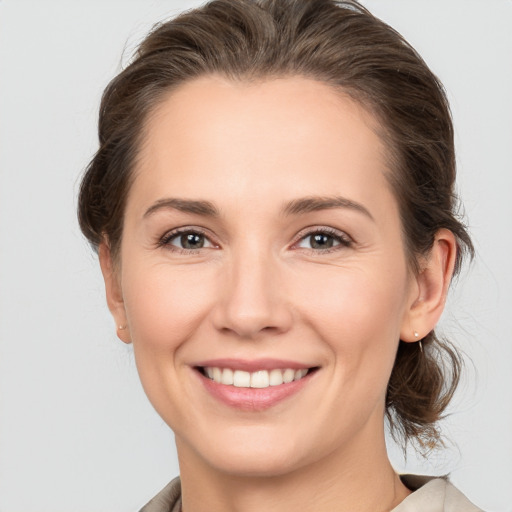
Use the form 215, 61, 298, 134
297, 264, 410, 445
301, 259, 406, 327
295, 259, 409, 379
121, 261, 216, 355
119, 260, 222, 422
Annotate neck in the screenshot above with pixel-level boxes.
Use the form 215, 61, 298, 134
177, 424, 410, 512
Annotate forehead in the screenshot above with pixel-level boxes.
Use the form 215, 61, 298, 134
130, 75, 395, 218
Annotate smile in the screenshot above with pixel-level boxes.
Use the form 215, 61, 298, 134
201, 367, 310, 388
194, 361, 319, 411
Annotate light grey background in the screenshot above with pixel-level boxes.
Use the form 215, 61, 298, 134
0, 1, 510, 511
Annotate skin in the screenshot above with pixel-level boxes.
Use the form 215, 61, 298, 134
100, 76, 456, 511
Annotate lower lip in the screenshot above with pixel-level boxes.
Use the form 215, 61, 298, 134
196, 370, 315, 411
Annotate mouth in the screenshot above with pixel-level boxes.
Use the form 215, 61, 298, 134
193, 361, 319, 411
198, 366, 314, 388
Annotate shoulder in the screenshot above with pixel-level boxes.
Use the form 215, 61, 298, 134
138, 477, 182, 512
393, 475, 483, 512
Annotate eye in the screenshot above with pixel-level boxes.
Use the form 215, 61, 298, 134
295, 228, 352, 251
159, 228, 215, 252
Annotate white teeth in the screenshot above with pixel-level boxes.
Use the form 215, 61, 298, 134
294, 369, 308, 381
233, 370, 251, 387
213, 367, 222, 382
269, 369, 284, 386
221, 368, 234, 385
204, 367, 310, 388
251, 370, 270, 388
282, 368, 295, 383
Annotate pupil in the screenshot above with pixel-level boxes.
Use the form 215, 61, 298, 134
181, 233, 204, 249
311, 233, 333, 249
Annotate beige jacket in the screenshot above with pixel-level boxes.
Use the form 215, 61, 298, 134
139, 475, 483, 512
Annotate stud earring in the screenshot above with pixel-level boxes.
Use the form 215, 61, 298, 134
118, 324, 127, 330
414, 331, 423, 353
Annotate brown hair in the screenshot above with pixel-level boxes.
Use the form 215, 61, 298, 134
78, 0, 473, 451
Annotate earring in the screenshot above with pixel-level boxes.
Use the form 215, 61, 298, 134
118, 324, 127, 330
414, 331, 423, 353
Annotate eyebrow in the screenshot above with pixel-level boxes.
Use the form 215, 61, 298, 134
282, 195, 374, 221
143, 198, 219, 218
143, 195, 374, 221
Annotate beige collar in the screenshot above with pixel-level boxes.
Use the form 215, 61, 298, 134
139, 475, 482, 512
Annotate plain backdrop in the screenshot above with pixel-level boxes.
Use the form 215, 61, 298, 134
0, 1, 511, 511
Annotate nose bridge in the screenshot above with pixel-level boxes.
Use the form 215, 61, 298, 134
214, 238, 291, 338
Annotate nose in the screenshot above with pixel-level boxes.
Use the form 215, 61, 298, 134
212, 247, 293, 339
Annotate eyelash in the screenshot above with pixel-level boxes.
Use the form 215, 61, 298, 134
292, 226, 353, 254
158, 226, 353, 254
158, 227, 215, 254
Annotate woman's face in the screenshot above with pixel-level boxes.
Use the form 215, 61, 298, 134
107, 76, 420, 476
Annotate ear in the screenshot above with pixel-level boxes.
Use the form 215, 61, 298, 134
98, 241, 131, 344
400, 229, 457, 343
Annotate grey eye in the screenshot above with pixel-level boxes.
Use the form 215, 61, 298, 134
309, 233, 337, 249
297, 232, 342, 250
178, 233, 205, 249
165, 231, 214, 250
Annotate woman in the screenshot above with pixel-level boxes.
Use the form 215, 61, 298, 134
78, 0, 481, 510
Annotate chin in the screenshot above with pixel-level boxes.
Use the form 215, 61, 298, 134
209, 449, 305, 478
180, 425, 315, 478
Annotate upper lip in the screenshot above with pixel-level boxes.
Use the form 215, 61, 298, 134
193, 358, 316, 372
